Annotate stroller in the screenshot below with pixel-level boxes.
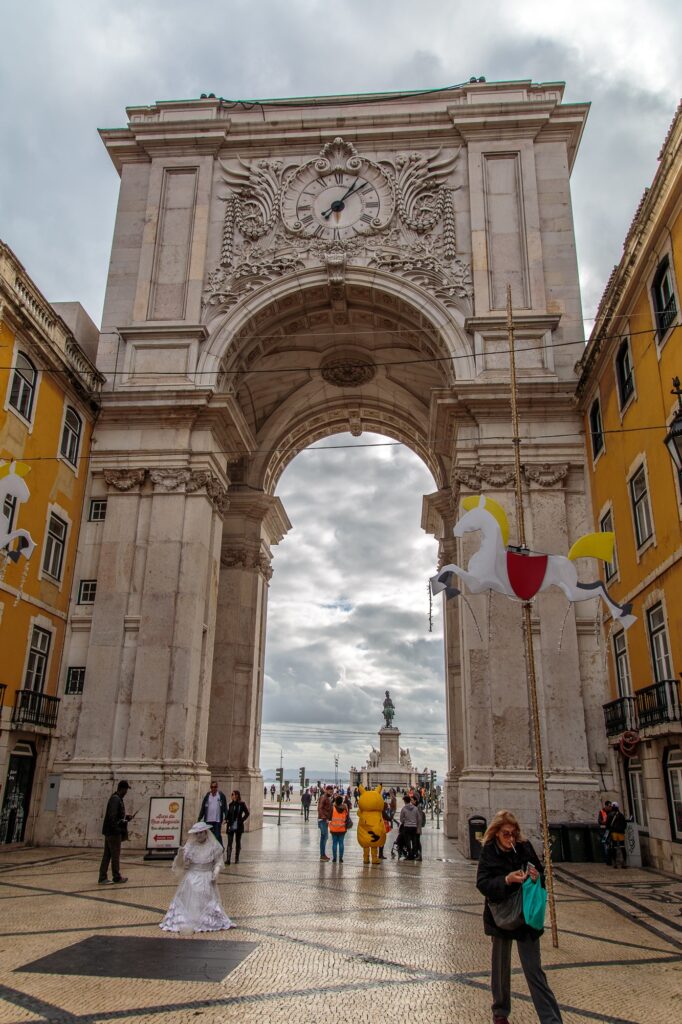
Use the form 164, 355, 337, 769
390, 823, 411, 859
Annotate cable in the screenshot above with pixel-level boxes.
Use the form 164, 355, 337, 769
0, 321, 677, 380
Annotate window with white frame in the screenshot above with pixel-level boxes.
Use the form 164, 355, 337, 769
77, 579, 97, 604
88, 499, 107, 522
60, 407, 82, 467
65, 667, 85, 695
613, 631, 631, 697
666, 749, 682, 839
2, 493, 18, 532
600, 508, 618, 581
589, 398, 604, 458
42, 513, 68, 582
9, 352, 37, 421
630, 465, 654, 548
615, 339, 635, 408
627, 757, 648, 829
647, 602, 673, 682
24, 625, 52, 691
652, 256, 677, 339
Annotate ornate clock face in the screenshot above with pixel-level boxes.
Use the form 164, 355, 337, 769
282, 163, 393, 241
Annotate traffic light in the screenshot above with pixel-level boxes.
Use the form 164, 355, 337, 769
299, 767, 305, 788
430, 770, 437, 790
275, 767, 283, 785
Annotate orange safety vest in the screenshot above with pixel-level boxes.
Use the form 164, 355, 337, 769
329, 805, 348, 833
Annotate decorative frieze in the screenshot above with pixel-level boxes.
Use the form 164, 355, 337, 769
220, 544, 273, 582
452, 463, 570, 491
149, 468, 192, 491
522, 463, 570, 488
103, 468, 147, 492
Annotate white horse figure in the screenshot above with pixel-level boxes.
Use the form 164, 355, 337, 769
431, 494, 635, 630
0, 461, 36, 562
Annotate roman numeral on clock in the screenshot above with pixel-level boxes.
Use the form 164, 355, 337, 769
360, 213, 373, 224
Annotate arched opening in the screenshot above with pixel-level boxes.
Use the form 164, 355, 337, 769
260, 431, 446, 792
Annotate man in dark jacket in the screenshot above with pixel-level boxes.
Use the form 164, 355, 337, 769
301, 788, 312, 821
197, 781, 229, 846
99, 781, 132, 884
607, 802, 628, 868
476, 812, 562, 1024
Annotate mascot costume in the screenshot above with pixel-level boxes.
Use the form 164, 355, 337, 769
357, 784, 386, 864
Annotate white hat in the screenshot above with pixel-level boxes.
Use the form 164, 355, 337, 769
189, 822, 212, 834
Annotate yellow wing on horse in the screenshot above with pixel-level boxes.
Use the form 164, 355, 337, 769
567, 532, 614, 563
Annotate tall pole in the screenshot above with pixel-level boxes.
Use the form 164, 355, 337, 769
277, 748, 283, 828
506, 285, 559, 948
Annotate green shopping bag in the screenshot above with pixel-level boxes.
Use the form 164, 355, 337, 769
522, 875, 547, 930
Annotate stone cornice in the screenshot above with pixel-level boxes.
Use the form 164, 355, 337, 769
224, 489, 291, 545
465, 314, 561, 334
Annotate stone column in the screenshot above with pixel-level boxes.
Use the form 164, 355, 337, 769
52, 466, 227, 845
208, 489, 290, 830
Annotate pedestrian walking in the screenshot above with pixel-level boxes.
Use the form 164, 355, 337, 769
317, 784, 333, 861
607, 802, 628, 868
411, 794, 425, 861
301, 788, 312, 821
270, 783, 276, 800
160, 822, 234, 934
476, 810, 563, 1024
197, 780, 228, 847
389, 788, 397, 823
330, 795, 352, 862
98, 780, 132, 884
225, 790, 250, 864
399, 794, 420, 859
597, 799, 613, 864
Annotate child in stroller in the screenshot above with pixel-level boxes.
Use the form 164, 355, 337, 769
390, 823, 408, 859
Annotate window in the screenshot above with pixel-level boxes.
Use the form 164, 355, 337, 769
615, 339, 635, 408
9, 352, 37, 421
88, 499, 107, 522
652, 256, 677, 339
65, 667, 85, 695
42, 513, 68, 582
60, 407, 82, 467
2, 493, 17, 533
24, 626, 52, 691
613, 631, 631, 697
589, 398, 604, 458
78, 579, 97, 604
647, 602, 673, 682
630, 465, 653, 548
626, 758, 648, 829
666, 750, 682, 840
600, 508, 618, 581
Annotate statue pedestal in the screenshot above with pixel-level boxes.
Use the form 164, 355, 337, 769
357, 725, 418, 790
379, 726, 400, 764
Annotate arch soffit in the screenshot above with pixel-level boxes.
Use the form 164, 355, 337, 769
199, 265, 475, 384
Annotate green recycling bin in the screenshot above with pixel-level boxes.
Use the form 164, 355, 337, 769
588, 824, 606, 863
561, 823, 591, 862
548, 826, 564, 862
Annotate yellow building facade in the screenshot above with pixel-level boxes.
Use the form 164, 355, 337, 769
576, 104, 682, 873
0, 241, 102, 844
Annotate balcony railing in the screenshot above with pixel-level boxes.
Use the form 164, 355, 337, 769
12, 689, 60, 729
636, 679, 682, 730
0, 683, 6, 712
657, 294, 677, 337
603, 695, 638, 737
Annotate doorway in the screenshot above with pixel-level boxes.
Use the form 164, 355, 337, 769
0, 741, 36, 843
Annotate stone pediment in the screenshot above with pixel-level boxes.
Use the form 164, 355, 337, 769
202, 137, 472, 321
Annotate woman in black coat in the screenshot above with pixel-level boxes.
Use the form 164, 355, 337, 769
225, 790, 250, 865
476, 810, 562, 1024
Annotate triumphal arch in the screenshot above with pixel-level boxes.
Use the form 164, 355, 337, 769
46, 81, 612, 848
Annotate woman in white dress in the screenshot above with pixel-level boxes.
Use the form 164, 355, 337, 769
160, 821, 234, 934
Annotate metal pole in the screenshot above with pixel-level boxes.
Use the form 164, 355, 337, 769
277, 749, 283, 828
506, 285, 559, 949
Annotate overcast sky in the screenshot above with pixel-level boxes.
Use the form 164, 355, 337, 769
2, 1, 679, 778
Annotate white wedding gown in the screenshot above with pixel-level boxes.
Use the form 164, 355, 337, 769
160, 833, 234, 933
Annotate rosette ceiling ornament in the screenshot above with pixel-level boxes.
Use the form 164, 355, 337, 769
320, 350, 377, 388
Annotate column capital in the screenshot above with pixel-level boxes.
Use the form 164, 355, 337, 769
220, 542, 273, 582
103, 468, 147, 492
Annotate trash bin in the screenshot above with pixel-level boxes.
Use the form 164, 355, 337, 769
588, 824, 606, 863
548, 825, 564, 862
561, 823, 591, 862
468, 815, 487, 860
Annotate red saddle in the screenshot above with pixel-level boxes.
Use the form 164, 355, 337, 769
506, 550, 548, 600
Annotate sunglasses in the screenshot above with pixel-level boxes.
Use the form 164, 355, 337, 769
499, 829, 517, 838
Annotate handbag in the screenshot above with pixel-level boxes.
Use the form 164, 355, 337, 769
229, 819, 238, 833
522, 875, 547, 931
489, 886, 524, 930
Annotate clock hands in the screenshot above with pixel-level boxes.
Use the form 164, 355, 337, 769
321, 178, 364, 219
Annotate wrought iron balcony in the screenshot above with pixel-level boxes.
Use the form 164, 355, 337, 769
636, 679, 682, 730
657, 293, 677, 336
603, 695, 638, 737
0, 682, 6, 711
11, 689, 60, 729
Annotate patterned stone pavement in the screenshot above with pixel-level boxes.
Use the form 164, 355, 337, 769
0, 819, 680, 1024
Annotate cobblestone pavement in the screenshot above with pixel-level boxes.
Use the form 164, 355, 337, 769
0, 819, 680, 1024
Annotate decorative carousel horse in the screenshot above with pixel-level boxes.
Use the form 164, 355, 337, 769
0, 461, 36, 562
431, 495, 635, 629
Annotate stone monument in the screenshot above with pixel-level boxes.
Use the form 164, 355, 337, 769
352, 691, 419, 790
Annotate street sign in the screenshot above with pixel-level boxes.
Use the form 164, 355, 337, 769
145, 797, 184, 859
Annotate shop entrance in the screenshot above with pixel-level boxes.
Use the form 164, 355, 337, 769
0, 741, 36, 843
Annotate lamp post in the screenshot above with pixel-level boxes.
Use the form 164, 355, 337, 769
664, 377, 682, 473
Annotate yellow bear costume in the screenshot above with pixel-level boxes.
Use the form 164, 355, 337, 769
357, 784, 386, 864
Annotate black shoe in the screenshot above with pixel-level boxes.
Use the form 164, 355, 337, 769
98, 878, 112, 885
112, 877, 128, 884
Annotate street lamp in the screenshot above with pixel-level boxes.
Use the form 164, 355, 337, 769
664, 377, 682, 473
